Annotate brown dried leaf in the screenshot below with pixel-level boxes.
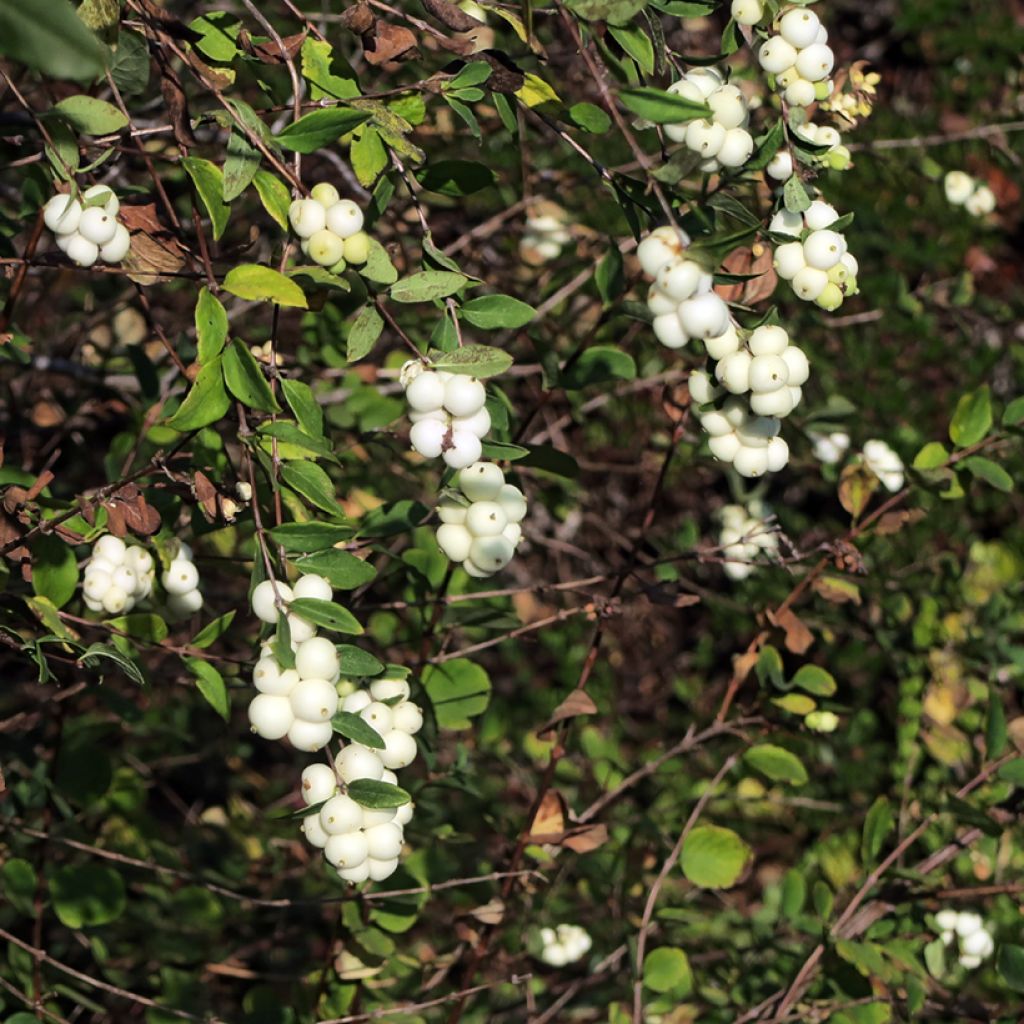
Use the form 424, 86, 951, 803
467, 898, 505, 925
812, 574, 862, 605
193, 470, 219, 521
105, 502, 127, 537
768, 607, 814, 655
239, 29, 306, 63
528, 790, 565, 840
715, 244, 777, 306
837, 462, 878, 520
120, 203, 188, 285
874, 508, 926, 536
340, 3, 375, 34
424, 0, 482, 30
363, 22, 418, 65
563, 822, 609, 854
537, 689, 597, 736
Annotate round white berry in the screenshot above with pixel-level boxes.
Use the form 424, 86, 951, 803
302, 763, 338, 806
248, 693, 294, 740
394, 801, 414, 827
370, 677, 411, 703
293, 574, 333, 603
166, 590, 203, 617
251, 579, 293, 623
758, 36, 797, 75
290, 678, 339, 723
289, 198, 327, 238
343, 231, 370, 264
686, 66, 724, 98
708, 85, 747, 130
99, 224, 131, 264
748, 354, 789, 394
380, 729, 418, 769
795, 43, 834, 82
689, 370, 722, 406
646, 284, 677, 316
302, 811, 330, 848
336, 743, 384, 783
406, 370, 445, 412
366, 857, 399, 882
944, 170, 974, 206
295, 637, 339, 682
749, 388, 796, 418
733, 445, 770, 478
162, 559, 199, 596
324, 830, 369, 869
437, 522, 473, 562
320, 794, 364, 834
708, 432, 741, 462
360, 701, 394, 734
698, 409, 734, 437
792, 266, 829, 301
101, 585, 128, 615
443, 376, 486, 418
364, 822, 404, 861
391, 701, 423, 735
442, 431, 482, 470
78, 206, 119, 247
716, 350, 752, 394
82, 571, 111, 601
716, 127, 754, 168
804, 201, 839, 230
468, 535, 516, 574
784, 79, 817, 108
803, 230, 846, 271
652, 313, 688, 350
337, 860, 371, 884
410, 418, 447, 459
779, 7, 821, 48
770, 209, 804, 238
310, 182, 340, 207
342, 690, 373, 714
496, 484, 527, 524
765, 435, 790, 472
736, 416, 779, 449
772, 241, 806, 281
307, 229, 345, 267
437, 495, 468, 525
780, 345, 810, 386
287, 718, 333, 751
44, 194, 82, 234
678, 293, 729, 339
657, 260, 704, 302
730, 0, 762, 25
685, 119, 726, 159
459, 462, 505, 501
65, 234, 99, 267
325, 200, 364, 239
452, 406, 491, 439
636, 228, 684, 277
466, 501, 508, 537
747, 325, 789, 356
766, 151, 794, 182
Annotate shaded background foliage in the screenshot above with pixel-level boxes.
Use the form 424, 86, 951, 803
1, 0, 1023, 1022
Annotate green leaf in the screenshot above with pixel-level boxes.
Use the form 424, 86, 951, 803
460, 295, 536, 330
743, 744, 808, 786
962, 455, 1013, 492
569, 101, 611, 133
167, 357, 230, 431
31, 534, 78, 609
2, 858, 37, 915
110, 29, 150, 96
270, 522, 352, 553
423, 658, 491, 729
253, 169, 291, 229
223, 338, 280, 413
595, 245, 625, 306
184, 656, 229, 721
223, 127, 261, 202
190, 610, 236, 649
332, 710, 385, 748
643, 947, 692, 996
428, 344, 513, 378
783, 175, 811, 214
223, 264, 308, 308
997, 944, 1024, 993
445, 60, 492, 90
566, 0, 646, 27
618, 86, 710, 124
997, 758, 1024, 786
281, 378, 323, 438
986, 688, 1007, 758
1003, 395, 1024, 427
347, 304, 385, 363
416, 160, 496, 197
294, 548, 376, 589
861, 796, 893, 866
52, 95, 126, 134
608, 23, 655, 75
362, 239, 399, 285
0, 0, 108, 81
949, 384, 992, 448
280, 462, 340, 517
300, 37, 360, 101
680, 825, 750, 889
274, 107, 372, 153
390, 271, 468, 303
195, 288, 228, 364
181, 156, 230, 240
338, 645, 385, 677
347, 778, 411, 809
79, 642, 145, 686
274, 613, 296, 669
560, 346, 636, 389
189, 11, 240, 62
288, 597, 363, 634
105, 613, 168, 643
791, 664, 837, 697
745, 118, 786, 172
912, 441, 949, 470
351, 125, 388, 187
50, 864, 126, 927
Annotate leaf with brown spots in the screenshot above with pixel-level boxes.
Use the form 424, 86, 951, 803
813, 574, 862, 605
363, 22, 418, 65
838, 462, 878, 520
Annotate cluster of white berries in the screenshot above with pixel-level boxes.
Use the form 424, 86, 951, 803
688, 323, 807, 477
758, 8, 835, 109
81, 534, 155, 615
160, 542, 204, 618
793, 121, 852, 171
247, 574, 343, 751
861, 439, 904, 492
810, 429, 851, 465
400, 361, 491, 470
636, 227, 730, 350
436, 462, 527, 577
300, 675, 421, 884
664, 67, 754, 171
520, 204, 572, 265
288, 182, 370, 270
771, 201, 858, 311
934, 910, 995, 971
43, 187, 131, 268
718, 502, 778, 580
538, 924, 592, 967
944, 171, 996, 217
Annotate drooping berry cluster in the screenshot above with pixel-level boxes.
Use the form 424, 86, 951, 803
401, 361, 490, 469
538, 924, 593, 967
771, 201, 859, 311
436, 462, 527, 577
81, 534, 155, 615
520, 203, 572, 265
43, 187, 131, 268
792, 121, 852, 171
718, 502, 778, 581
944, 170, 996, 217
299, 675, 421, 884
711, 323, 809, 419
288, 183, 370, 270
160, 543, 204, 618
861, 439, 904, 492
758, 7, 835, 109
637, 227, 730, 351
247, 574, 343, 751
663, 67, 754, 171
934, 911, 995, 971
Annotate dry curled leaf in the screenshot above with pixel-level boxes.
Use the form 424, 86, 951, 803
423, 0, 483, 30
715, 244, 777, 306
874, 508, 926, 536
812, 574, 862, 605
340, 2, 375, 34
239, 29, 306, 63
363, 22, 419, 65
193, 470, 219, 521
537, 689, 597, 736
768, 607, 815, 655
837, 462, 878, 520
528, 789, 565, 840
120, 203, 188, 284
467, 898, 505, 925
563, 822, 608, 854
